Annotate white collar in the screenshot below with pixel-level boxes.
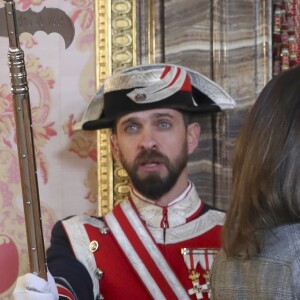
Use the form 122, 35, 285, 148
130, 182, 202, 228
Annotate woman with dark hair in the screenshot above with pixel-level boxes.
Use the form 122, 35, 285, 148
211, 66, 300, 300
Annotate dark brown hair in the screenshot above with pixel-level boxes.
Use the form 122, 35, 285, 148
222, 66, 300, 259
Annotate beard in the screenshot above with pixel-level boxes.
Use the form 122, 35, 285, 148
119, 143, 188, 200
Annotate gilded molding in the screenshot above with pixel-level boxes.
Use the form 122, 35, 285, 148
111, 0, 136, 72
95, 0, 113, 215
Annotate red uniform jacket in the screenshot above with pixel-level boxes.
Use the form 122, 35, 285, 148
47, 183, 225, 300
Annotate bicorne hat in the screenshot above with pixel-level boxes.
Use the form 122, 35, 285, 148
74, 63, 236, 130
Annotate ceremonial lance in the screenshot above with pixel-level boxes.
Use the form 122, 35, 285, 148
1, 0, 75, 280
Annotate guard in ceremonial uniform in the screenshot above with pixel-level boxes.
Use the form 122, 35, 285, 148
12, 63, 235, 300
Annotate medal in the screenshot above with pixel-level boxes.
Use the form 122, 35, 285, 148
181, 248, 218, 299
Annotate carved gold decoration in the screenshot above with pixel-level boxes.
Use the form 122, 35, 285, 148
95, 0, 113, 215
95, 0, 155, 215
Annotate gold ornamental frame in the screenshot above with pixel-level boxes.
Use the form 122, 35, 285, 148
94, 0, 155, 215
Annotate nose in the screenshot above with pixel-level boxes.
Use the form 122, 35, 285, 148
139, 127, 157, 150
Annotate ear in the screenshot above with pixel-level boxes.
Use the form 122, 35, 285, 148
187, 122, 201, 155
110, 134, 120, 161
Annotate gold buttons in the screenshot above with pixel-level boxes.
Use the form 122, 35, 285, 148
89, 240, 99, 252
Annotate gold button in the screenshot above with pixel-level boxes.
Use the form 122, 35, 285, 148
89, 240, 99, 252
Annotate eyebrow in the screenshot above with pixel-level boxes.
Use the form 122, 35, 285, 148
151, 112, 176, 119
119, 112, 176, 127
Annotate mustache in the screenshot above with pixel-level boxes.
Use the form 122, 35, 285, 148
135, 149, 169, 165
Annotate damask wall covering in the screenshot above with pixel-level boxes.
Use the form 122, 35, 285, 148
0, 0, 97, 298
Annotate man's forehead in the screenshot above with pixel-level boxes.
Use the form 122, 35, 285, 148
117, 108, 182, 123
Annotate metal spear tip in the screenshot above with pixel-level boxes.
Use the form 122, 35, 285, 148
0, 6, 75, 49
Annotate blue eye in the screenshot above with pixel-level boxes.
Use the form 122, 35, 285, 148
159, 121, 171, 129
125, 124, 138, 133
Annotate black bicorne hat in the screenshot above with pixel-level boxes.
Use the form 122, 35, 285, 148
74, 64, 236, 130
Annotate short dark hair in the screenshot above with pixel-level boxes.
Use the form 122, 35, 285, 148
222, 66, 300, 259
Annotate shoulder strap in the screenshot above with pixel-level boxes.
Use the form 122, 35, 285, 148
105, 200, 190, 300
62, 216, 104, 299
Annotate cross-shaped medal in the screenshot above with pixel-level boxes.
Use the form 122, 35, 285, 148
182, 248, 218, 299
187, 270, 209, 299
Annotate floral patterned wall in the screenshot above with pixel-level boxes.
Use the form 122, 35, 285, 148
0, 0, 97, 298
